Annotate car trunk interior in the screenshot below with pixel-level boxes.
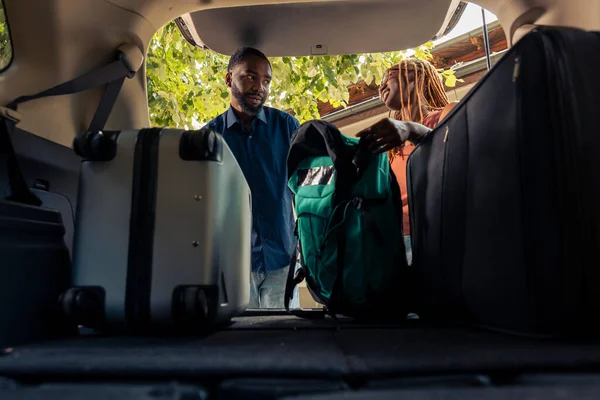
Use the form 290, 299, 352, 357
4, 314, 600, 398
1, 0, 600, 397
1, 0, 596, 264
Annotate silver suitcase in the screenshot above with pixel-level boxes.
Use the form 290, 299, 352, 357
61, 127, 251, 332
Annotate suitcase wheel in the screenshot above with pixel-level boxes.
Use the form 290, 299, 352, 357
178, 287, 215, 324
60, 287, 105, 328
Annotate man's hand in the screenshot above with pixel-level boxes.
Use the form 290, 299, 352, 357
356, 118, 431, 154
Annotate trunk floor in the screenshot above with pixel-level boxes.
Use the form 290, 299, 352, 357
1, 315, 600, 380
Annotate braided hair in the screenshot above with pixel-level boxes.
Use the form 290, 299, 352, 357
380, 58, 449, 160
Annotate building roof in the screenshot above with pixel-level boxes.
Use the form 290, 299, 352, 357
317, 20, 508, 120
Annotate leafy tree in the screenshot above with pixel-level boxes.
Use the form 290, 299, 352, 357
0, 4, 12, 70
147, 22, 461, 128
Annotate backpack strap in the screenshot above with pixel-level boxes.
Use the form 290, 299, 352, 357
359, 198, 386, 246
0, 44, 142, 206
284, 244, 299, 312
327, 225, 346, 315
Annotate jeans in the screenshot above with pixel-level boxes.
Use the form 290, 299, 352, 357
404, 235, 413, 266
249, 266, 300, 309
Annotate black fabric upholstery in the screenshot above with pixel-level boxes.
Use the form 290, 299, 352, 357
0, 383, 207, 400
284, 384, 600, 400
1, 317, 600, 381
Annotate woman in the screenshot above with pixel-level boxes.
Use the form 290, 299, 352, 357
357, 58, 457, 264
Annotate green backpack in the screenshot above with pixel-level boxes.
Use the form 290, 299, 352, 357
284, 120, 409, 318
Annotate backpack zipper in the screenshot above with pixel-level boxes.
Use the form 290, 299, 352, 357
512, 56, 520, 82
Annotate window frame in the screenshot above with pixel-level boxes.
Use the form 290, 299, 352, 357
0, 0, 14, 73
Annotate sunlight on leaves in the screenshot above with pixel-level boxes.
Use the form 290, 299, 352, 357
146, 22, 460, 128
0, 3, 13, 70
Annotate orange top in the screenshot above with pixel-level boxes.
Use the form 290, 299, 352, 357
390, 110, 443, 235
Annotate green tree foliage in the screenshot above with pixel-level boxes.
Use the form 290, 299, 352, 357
0, 4, 12, 70
147, 22, 461, 128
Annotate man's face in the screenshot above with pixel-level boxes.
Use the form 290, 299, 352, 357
226, 54, 272, 116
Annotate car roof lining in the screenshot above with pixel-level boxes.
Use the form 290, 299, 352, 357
181, 0, 458, 57
1, 0, 597, 147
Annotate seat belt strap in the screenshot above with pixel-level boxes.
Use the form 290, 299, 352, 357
0, 117, 42, 206
88, 74, 127, 132
8, 54, 134, 109
1, 44, 142, 205
7, 52, 135, 132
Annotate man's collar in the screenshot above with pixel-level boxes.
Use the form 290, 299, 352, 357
225, 107, 238, 129
256, 107, 268, 124
225, 106, 267, 129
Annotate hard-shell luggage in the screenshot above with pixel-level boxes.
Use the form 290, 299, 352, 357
63, 127, 252, 332
407, 27, 600, 336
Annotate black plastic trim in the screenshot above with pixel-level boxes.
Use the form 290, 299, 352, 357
73, 131, 121, 161
179, 127, 223, 163
172, 285, 219, 327
125, 128, 162, 328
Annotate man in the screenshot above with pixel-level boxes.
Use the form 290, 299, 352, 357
207, 47, 300, 309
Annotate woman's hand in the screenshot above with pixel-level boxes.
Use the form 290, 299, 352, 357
356, 118, 431, 154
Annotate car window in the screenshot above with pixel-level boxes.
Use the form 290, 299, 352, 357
145, 6, 502, 310
0, 0, 12, 71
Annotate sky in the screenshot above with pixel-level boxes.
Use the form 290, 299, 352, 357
434, 3, 498, 45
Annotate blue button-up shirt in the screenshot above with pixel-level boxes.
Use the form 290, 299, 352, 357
207, 106, 300, 273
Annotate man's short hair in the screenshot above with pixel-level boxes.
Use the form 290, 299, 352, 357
227, 47, 271, 72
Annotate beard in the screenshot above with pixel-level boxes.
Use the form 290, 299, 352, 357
231, 84, 265, 116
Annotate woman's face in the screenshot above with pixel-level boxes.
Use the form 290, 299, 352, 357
379, 67, 415, 112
